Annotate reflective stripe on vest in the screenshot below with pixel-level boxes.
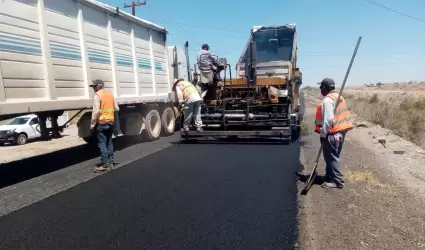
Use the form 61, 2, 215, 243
314, 91, 353, 134
177, 81, 197, 102
97, 90, 115, 123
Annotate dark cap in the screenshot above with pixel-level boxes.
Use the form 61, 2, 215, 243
201, 44, 209, 50
89, 79, 104, 87
318, 78, 335, 88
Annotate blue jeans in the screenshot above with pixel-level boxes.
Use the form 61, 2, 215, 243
323, 131, 346, 186
96, 123, 114, 166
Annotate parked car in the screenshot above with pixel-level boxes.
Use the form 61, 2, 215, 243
0, 114, 68, 146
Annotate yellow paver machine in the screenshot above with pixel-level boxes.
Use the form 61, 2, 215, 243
181, 24, 303, 142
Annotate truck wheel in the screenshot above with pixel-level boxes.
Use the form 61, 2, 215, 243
143, 109, 161, 141
16, 133, 28, 145
161, 107, 176, 136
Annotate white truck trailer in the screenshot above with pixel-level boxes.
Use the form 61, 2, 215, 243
0, 0, 188, 144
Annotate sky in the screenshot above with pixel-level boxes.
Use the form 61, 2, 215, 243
100, 0, 425, 87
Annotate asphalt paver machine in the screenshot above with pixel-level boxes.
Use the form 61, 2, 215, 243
181, 24, 303, 142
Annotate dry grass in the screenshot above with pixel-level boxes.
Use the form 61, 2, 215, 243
345, 170, 384, 187
345, 94, 425, 147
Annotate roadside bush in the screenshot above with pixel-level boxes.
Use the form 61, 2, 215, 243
368, 93, 379, 104
345, 93, 354, 99
346, 95, 425, 147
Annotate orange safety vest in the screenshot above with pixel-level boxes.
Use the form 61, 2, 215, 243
97, 90, 115, 123
315, 91, 353, 134
177, 81, 198, 102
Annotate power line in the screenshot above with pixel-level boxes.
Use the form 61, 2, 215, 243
144, 6, 243, 33
167, 22, 241, 33
146, 4, 415, 47
365, 0, 425, 23
139, 3, 422, 68
300, 60, 415, 68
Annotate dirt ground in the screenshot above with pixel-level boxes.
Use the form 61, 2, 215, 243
298, 91, 425, 250
0, 125, 85, 164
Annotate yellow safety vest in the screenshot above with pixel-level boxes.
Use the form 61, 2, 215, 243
315, 91, 353, 134
97, 90, 115, 123
177, 81, 198, 102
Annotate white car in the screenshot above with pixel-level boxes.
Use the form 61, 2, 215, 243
0, 114, 68, 146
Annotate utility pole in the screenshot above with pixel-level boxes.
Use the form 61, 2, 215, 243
124, 0, 147, 16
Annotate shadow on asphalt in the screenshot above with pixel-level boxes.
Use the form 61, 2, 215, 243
0, 135, 157, 189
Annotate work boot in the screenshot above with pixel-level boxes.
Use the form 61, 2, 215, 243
182, 127, 190, 132
109, 158, 116, 167
197, 127, 203, 132
321, 182, 343, 189
322, 175, 332, 183
93, 165, 112, 173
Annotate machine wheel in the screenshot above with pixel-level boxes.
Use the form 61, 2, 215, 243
16, 133, 28, 145
291, 127, 300, 142
161, 107, 176, 136
142, 109, 161, 141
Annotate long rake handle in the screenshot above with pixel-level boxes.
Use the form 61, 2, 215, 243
313, 36, 362, 164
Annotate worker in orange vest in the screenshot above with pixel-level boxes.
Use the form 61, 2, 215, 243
172, 78, 203, 132
315, 78, 353, 189
89, 79, 120, 173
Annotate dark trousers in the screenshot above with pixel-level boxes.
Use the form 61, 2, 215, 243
97, 123, 114, 166
323, 131, 346, 186
113, 111, 121, 136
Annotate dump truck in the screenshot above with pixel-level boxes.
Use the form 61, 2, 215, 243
181, 24, 303, 142
0, 0, 188, 145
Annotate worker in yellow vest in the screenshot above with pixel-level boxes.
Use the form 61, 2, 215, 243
89, 79, 120, 173
315, 78, 353, 189
172, 78, 203, 132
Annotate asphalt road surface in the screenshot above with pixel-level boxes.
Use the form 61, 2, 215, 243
0, 141, 301, 249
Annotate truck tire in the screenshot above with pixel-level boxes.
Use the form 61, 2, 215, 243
16, 133, 28, 145
161, 107, 176, 136
143, 109, 161, 141
173, 106, 182, 131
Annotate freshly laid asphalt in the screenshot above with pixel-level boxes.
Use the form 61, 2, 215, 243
0, 142, 301, 249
